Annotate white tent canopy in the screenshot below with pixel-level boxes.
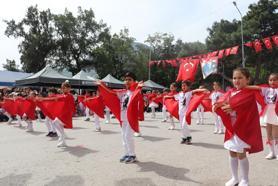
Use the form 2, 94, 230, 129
143, 79, 166, 90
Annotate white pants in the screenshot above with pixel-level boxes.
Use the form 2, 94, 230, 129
16, 115, 22, 126
121, 120, 135, 156
26, 120, 33, 131
52, 118, 66, 145
179, 113, 190, 138
105, 110, 111, 123
85, 107, 90, 118
162, 105, 167, 121
45, 116, 56, 133
94, 114, 101, 129
214, 113, 224, 131
151, 107, 156, 118
196, 106, 204, 123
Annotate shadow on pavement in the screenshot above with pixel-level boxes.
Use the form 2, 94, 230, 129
27, 131, 45, 136
0, 173, 32, 186
136, 161, 200, 184
141, 135, 170, 142
100, 130, 119, 135
192, 142, 224, 150
45, 175, 84, 186
115, 177, 157, 186
58, 145, 98, 158
140, 125, 159, 129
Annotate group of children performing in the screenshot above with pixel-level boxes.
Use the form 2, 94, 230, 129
0, 69, 277, 186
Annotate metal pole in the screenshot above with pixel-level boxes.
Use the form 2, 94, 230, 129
233, 1, 245, 67
148, 47, 151, 80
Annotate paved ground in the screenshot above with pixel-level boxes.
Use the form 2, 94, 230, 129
0, 112, 277, 186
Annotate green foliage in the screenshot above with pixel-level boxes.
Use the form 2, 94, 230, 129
2, 59, 20, 72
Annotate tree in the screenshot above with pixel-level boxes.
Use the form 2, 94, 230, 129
2, 59, 20, 72
51, 7, 110, 74
4, 5, 56, 73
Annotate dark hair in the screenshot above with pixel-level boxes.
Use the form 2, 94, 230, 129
163, 88, 169, 92
170, 82, 177, 88
213, 81, 221, 87
181, 80, 192, 87
48, 87, 57, 94
124, 72, 136, 81
62, 81, 71, 88
269, 73, 278, 80
233, 67, 251, 79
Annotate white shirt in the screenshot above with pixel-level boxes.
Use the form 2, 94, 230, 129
261, 87, 277, 104
174, 91, 193, 114
210, 91, 224, 104
117, 90, 132, 122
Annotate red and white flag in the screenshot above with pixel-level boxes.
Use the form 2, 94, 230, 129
230, 46, 239, 55
253, 40, 262, 53
263, 37, 272, 50
271, 35, 278, 46
218, 50, 225, 59
176, 59, 199, 82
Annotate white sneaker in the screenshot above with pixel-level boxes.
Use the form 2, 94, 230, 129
84, 118, 90, 121
225, 178, 239, 186
134, 132, 141, 137
105, 120, 109, 124
161, 119, 167, 122
218, 130, 224, 134
7, 118, 12, 124
168, 126, 175, 130
57, 142, 67, 147
95, 128, 101, 132
213, 130, 218, 134
265, 152, 276, 160
238, 179, 248, 186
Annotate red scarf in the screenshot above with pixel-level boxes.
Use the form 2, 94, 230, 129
216, 88, 263, 154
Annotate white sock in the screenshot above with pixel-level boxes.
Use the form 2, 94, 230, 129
239, 158, 249, 182
229, 156, 239, 180
268, 140, 275, 155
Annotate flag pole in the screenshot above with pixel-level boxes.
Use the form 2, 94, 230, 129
148, 47, 151, 80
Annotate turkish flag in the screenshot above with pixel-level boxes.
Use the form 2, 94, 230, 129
272, 35, 278, 46
215, 89, 263, 154
244, 42, 253, 48
225, 48, 232, 56
230, 46, 239, 55
218, 50, 225, 59
253, 40, 262, 53
164, 97, 179, 120
176, 59, 200, 82
263, 37, 272, 50
84, 96, 105, 118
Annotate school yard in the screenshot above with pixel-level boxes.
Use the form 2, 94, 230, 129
0, 112, 277, 186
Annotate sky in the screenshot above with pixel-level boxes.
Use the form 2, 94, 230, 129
0, 0, 259, 70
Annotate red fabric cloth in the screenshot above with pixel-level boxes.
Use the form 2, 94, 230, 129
22, 98, 36, 120
164, 97, 179, 120
37, 94, 74, 128
77, 95, 85, 104
152, 95, 163, 104
201, 93, 212, 112
84, 96, 105, 118
98, 84, 121, 123
176, 59, 199, 82
216, 89, 263, 154
218, 49, 225, 59
186, 93, 207, 124
2, 98, 17, 116
225, 48, 231, 56
127, 88, 143, 132
15, 97, 25, 117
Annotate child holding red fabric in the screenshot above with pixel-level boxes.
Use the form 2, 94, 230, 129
98, 72, 144, 163
167, 83, 178, 130
214, 68, 263, 186
245, 73, 278, 160
37, 82, 75, 147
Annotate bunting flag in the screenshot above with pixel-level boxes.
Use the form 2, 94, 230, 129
244, 42, 253, 48
225, 48, 232, 56
263, 37, 273, 50
253, 40, 262, 53
176, 59, 199, 82
271, 35, 278, 46
230, 46, 239, 55
218, 49, 225, 59
200, 57, 218, 79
